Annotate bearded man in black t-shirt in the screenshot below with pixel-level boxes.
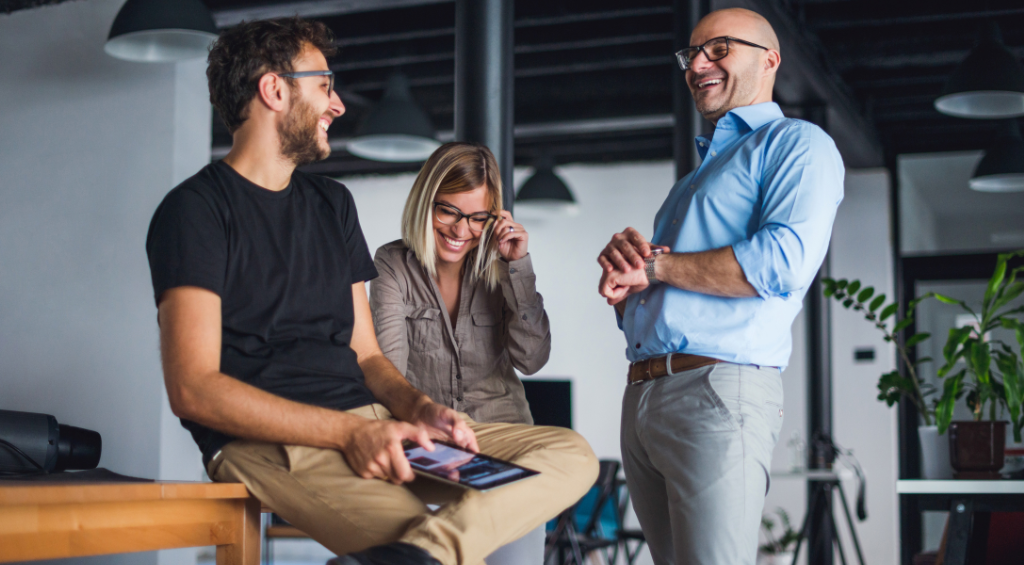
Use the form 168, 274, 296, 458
145, 17, 596, 565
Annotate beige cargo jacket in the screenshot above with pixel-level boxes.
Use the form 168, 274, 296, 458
369, 240, 551, 424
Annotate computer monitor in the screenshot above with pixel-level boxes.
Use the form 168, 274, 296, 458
521, 379, 572, 429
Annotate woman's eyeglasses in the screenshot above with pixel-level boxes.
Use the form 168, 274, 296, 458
433, 202, 496, 234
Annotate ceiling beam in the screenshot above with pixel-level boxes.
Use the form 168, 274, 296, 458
720, 0, 883, 167
212, 0, 450, 28
810, 8, 1024, 31
211, 114, 678, 158
330, 33, 672, 72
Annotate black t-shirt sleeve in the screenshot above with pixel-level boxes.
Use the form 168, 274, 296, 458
146, 186, 228, 305
335, 182, 378, 284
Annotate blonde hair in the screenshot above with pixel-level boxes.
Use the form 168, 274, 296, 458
402, 142, 504, 289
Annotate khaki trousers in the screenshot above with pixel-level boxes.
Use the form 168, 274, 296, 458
208, 404, 597, 565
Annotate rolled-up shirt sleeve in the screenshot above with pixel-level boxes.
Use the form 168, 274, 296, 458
732, 123, 845, 300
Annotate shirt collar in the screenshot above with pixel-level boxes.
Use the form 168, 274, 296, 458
694, 102, 784, 158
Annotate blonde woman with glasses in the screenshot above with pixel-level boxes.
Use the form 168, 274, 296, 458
370, 142, 550, 429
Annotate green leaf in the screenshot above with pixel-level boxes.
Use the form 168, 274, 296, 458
843, 298, 854, 308
984, 257, 1008, 311
916, 357, 933, 366
847, 280, 861, 295
893, 318, 914, 333
933, 293, 978, 317
941, 326, 973, 368
822, 277, 836, 287
869, 295, 886, 313
936, 372, 964, 434
906, 333, 931, 348
877, 371, 914, 407
880, 303, 898, 321
857, 287, 875, 303
972, 340, 991, 385
991, 282, 1024, 314
824, 286, 835, 298
836, 279, 849, 290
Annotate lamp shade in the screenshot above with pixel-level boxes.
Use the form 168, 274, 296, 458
934, 22, 1024, 119
515, 157, 578, 215
970, 121, 1024, 192
105, 0, 218, 63
347, 73, 441, 162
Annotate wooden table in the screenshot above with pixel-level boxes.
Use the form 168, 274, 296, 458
0, 481, 260, 564
897, 479, 1024, 565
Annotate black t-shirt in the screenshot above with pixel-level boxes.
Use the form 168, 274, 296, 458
146, 161, 378, 463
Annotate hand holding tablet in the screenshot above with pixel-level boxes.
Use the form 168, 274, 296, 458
404, 442, 539, 492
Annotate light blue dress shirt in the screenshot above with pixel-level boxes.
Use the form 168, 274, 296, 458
621, 102, 844, 369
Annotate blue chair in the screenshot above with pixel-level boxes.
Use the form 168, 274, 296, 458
544, 460, 622, 565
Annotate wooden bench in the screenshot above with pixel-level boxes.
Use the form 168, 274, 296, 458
0, 480, 260, 564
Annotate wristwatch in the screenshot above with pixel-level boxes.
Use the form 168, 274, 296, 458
644, 249, 663, 284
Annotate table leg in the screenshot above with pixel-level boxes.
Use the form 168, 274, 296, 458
942, 498, 971, 565
217, 496, 261, 565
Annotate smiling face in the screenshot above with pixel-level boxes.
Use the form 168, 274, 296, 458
686, 9, 779, 123
278, 45, 345, 166
432, 185, 491, 267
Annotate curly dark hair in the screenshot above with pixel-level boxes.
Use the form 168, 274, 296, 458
207, 18, 336, 134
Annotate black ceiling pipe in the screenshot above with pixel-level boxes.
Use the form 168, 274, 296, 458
455, 0, 515, 213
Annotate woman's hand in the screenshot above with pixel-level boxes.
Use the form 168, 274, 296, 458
493, 210, 528, 261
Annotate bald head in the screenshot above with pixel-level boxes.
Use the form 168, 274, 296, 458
684, 8, 781, 123
691, 8, 779, 52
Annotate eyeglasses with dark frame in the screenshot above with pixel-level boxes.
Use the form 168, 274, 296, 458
277, 70, 335, 96
675, 36, 769, 71
433, 202, 497, 234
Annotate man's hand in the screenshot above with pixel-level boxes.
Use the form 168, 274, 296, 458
407, 399, 480, 453
598, 227, 670, 273
599, 265, 649, 305
338, 418, 434, 484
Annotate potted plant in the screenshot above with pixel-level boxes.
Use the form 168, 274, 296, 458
933, 251, 1024, 478
822, 278, 949, 477
758, 508, 800, 565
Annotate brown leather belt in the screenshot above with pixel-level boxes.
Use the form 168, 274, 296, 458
627, 353, 721, 385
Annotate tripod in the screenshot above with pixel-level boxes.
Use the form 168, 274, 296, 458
789, 472, 866, 565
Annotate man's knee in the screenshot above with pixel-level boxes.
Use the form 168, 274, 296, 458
547, 427, 599, 486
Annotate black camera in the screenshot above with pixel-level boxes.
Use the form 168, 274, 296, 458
0, 409, 102, 475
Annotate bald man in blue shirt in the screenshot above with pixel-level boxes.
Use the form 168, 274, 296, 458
597, 8, 844, 565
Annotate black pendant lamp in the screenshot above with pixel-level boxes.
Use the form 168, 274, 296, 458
970, 120, 1024, 192
515, 156, 578, 215
347, 73, 441, 162
935, 21, 1024, 119
105, 0, 219, 63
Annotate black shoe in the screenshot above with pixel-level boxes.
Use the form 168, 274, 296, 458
336, 542, 442, 565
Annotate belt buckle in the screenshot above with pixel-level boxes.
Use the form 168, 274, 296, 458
644, 358, 654, 380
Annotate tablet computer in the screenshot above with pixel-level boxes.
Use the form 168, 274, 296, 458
403, 442, 539, 492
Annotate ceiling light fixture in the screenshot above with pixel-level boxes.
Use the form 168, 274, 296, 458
105, 0, 219, 63
970, 120, 1024, 192
515, 156, 578, 215
347, 73, 441, 163
934, 21, 1024, 119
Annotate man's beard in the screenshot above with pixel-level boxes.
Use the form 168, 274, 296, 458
279, 93, 329, 166
692, 64, 759, 121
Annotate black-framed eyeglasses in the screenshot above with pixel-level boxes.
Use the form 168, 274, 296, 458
433, 202, 496, 234
277, 70, 335, 95
675, 36, 769, 71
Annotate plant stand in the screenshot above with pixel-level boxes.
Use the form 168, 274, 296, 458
788, 473, 865, 565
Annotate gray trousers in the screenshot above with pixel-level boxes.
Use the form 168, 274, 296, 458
621, 362, 784, 565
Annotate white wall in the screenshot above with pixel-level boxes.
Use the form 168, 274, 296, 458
0, 2, 209, 564
829, 169, 899, 565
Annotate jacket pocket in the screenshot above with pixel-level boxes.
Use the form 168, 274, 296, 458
407, 306, 442, 352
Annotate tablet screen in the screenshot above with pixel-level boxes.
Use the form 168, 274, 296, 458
404, 442, 539, 490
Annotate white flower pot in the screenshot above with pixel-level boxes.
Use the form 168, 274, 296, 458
918, 425, 953, 480
757, 551, 795, 565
